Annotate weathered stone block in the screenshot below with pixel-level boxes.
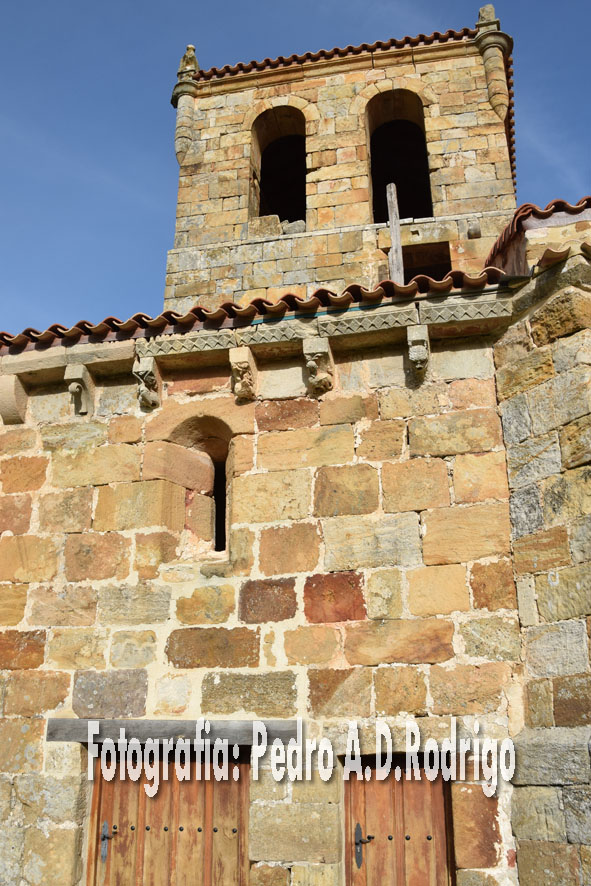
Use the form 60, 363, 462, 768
470, 559, 517, 610
460, 616, 520, 660
110, 630, 157, 667
511, 786, 566, 841
231, 469, 311, 523
304, 572, 365, 623
514, 526, 571, 574
530, 286, 591, 346
239, 578, 297, 623
23, 825, 82, 886
143, 440, 214, 493
145, 397, 255, 442
319, 394, 378, 426
258, 425, 354, 471
166, 626, 259, 668
0, 455, 47, 493
525, 622, 589, 677
250, 865, 290, 886
344, 618, 454, 666
0, 629, 45, 669
256, 398, 318, 431
0, 719, 45, 772
525, 678, 554, 728
94, 480, 185, 531
48, 628, 107, 670
553, 674, 591, 726
451, 784, 499, 869
0, 582, 27, 625
364, 569, 402, 619
453, 451, 508, 502
52, 444, 140, 486
506, 432, 562, 489
430, 663, 510, 715
500, 393, 532, 444
570, 515, 591, 564
309, 667, 372, 717
0, 493, 31, 534
72, 669, 147, 718
423, 502, 510, 564
313, 464, 379, 516
535, 564, 590, 621
513, 727, 591, 784
448, 378, 496, 410
510, 484, 544, 539
0, 427, 36, 455
135, 531, 179, 579
249, 803, 340, 863
407, 564, 469, 616
259, 523, 320, 575
64, 532, 130, 581
154, 674, 191, 715
409, 408, 502, 456
176, 584, 235, 624
323, 513, 421, 570
0, 536, 58, 582
97, 582, 171, 625
374, 666, 427, 715
201, 671, 296, 717
186, 492, 214, 541
40, 421, 107, 451
108, 415, 142, 443
517, 840, 581, 885
563, 785, 591, 844
561, 413, 591, 469
542, 465, 591, 526
284, 625, 340, 665
5, 671, 70, 715
379, 384, 445, 419
356, 420, 405, 460
382, 458, 449, 512
38, 488, 93, 533
496, 347, 554, 400
528, 368, 591, 436
14, 774, 86, 824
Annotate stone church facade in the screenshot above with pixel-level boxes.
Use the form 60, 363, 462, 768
0, 5, 589, 885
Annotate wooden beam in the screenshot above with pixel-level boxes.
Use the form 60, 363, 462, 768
46, 718, 299, 745
386, 182, 404, 285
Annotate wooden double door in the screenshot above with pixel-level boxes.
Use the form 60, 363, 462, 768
345, 761, 454, 886
87, 758, 249, 886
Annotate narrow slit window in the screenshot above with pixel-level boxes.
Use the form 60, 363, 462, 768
213, 460, 227, 552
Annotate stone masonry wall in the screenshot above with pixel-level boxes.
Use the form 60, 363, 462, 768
165, 38, 515, 310
0, 332, 521, 884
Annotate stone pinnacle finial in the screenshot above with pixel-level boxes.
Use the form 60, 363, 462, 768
171, 43, 199, 109
178, 44, 199, 78
478, 4, 496, 22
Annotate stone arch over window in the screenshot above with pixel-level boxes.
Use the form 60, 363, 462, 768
249, 105, 307, 224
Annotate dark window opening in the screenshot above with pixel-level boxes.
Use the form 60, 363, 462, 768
259, 135, 306, 223
371, 120, 433, 223
213, 461, 227, 552
402, 241, 452, 284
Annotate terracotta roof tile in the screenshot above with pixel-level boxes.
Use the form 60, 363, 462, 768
485, 196, 591, 267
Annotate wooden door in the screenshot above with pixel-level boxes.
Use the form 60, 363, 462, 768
87, 756, 249, 886
345, 759, 454, 886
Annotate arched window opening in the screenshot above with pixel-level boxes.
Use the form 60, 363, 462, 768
367, 90, 433, 224
250, 107, 306, 224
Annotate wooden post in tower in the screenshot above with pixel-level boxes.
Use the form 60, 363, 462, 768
386, 182, 404, 284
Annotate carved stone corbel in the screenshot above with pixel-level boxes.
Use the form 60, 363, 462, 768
65, 364, 95, 416
303, 337, 334, 398
0, 375, 28, 424
229, 346, 257, 402
132, 357, 162, 410
407, 325, 430, 376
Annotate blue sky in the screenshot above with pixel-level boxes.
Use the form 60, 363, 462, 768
0, 0, 589, 334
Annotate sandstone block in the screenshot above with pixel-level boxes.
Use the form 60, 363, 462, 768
319, 394, 378, 426
239, 578, 297, 623
382, 458, 449, 512
308, 668, 372, 717
0, 719, 44, 772
0, 535, 58, 582
5, 671, 70, 716
528, 368, 591, 436
364, 569, 402, 619
108, 415, 143, 443
430, 662, 511, 715
64, 532, 130, 581
228, 434, 254, 477
511, 786, 566, 841
453, 451, 508, 502
314, 464, 379, 516
176, 584, 235, 624
407, 565, 469, 616
525, 679, 554, 728
135, 531, 179, 579
561, 413, 591, 469
409, 409, 502, 456
0, 427, 36, 455
542, 465, 591, 526
323, 513, 421, 571
40, 421, 107, 451
507, 432, 562, 489
249, 803, 340, 863
14, 774, 86, 824
535, 564, 590, 621
146, 397, 256, 442
563, 785, 591, 843
0, 456, 47, 493
52, 444, 140, 487
431, 342, 493, 380
256, 398, 318, 431
38, 488, 93, 533
72, 669, 147, 718
530, 287, 591, 346
378, 385, 446, 419
110, 630, 157, 667
570, 515, 591, 563
22, 826, 81, 885
374, 666, 427, 715
496, 348, 554, 400
517, 841, 581, 885
344, 618, 454, 666
423, 502, 510, 564
552, 327, 591, 373
525, 622, 589, 678
514, 526, 571, 574
97, 582, 171, 625
201, 671, 296, 717
94, 480, 185, 531
259, 523, 320, 575
186, 492, 214, 541
553, 674, 591, 726
0, 582, 27, 625
451, 784, 500, 869
510, 484, 544, 539
231, 469, 311, 523
470, 559, 517, 610
513, 727, 591, 785
284, 625, 340, 665
304, 572, 366, 623
356, 420, 406, 461
258, 425, 354, 471
143, 441, 214, 493
0, 629, 45, 669
0, 493, 31, 535
460, 616, 520, 660
500, 393, 532, 445
448, 378, 496, 410
48, 628, 107, 670
166, 627, 259, 668
154, 674, 191, 715
28, 585, 95, 627
250, 865, 290, 886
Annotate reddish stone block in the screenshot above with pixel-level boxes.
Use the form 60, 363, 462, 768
259, 523, 320, 575
166, 627, 259, 668
239, 578, 297, 623
0, 494, 32, 535
64, 533, 131, 581
304, 572, 366, 623
0, 630, 46, 669
470, 559, 517, 610
451, 784, 500, 869
0, 456, 48, 493
308, 668, 372, 717
256, 398, 319, 431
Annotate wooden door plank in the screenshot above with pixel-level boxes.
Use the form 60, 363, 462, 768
202, 776, 214, 886
109, 772, 140, 886
86, 758, 103, 886
403, 775, 432, 886
348, 770, 367, 886
392, 771, 406, 886
143, 759, 173, 886
238, 761, 249, 886
134, 772, 147, 886
96, 770, 116, 886
211, 771, 241, 885
177, 758, 206, 886
430, 777, 451, 886
365, 773, 392, 886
